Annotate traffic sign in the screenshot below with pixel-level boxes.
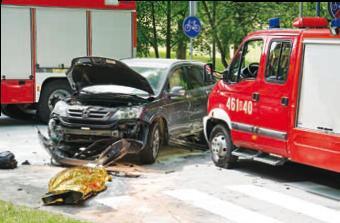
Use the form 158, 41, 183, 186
328, 2, 340, 18
183, 16, 201, 38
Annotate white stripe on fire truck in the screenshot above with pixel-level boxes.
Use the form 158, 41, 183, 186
226, 185, 340, 223
164, 189, 283, 223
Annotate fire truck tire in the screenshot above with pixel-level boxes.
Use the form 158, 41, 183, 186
1, 104, 33, 120
140, 122, 162, 164
38, 80, 72, 123
209, 124, 237, 169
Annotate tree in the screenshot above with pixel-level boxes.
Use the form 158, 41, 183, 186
165, 1, 171, 58
137, 1, 326, 64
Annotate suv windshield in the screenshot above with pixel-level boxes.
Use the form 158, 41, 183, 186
129, 66, 167, 95
80, 65, 168, 96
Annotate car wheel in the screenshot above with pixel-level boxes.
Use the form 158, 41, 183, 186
38, 80, 72, 123
140, 123, 161, 164
209, 124, 237, 169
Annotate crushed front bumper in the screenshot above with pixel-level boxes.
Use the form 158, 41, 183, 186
38, 130, 145, 167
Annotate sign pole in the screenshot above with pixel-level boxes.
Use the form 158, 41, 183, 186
183, 2, 201, 62
299, 2, 303, 17
189, 1, 196, 61
190, 38, 193, 61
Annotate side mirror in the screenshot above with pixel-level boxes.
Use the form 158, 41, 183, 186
204, 63, 214, 81
169, 86, 186, 98
222, 68, 230, 82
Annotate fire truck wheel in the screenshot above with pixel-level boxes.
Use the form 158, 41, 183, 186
1, 104, 34, 120
140, 122, 162, 164
209, 124, 237, 169
38, 80, 72, 123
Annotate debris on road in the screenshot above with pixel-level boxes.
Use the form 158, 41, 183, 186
42, 166, 111, 205
39, 130, 147, 205
0, 151, 17, 169
108, 170, 141, 178
21, 160, 31, 165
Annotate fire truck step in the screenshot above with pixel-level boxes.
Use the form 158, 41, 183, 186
232, 148, 286, 166
231, 148, 259, 159
253, 154, 286, 166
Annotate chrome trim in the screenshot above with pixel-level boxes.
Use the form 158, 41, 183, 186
232, 122, 287, 140
257, 127, 287, 140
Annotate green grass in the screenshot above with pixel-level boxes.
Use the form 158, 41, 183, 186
0, 200, 86, 223
146, 49, 225, 71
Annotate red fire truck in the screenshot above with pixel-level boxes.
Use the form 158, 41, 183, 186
204, 17, 340, 173
1, 0, 136, 122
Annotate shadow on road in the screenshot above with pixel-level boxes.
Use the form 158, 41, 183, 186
236, 160, 340, 189
0, 114, 41, 126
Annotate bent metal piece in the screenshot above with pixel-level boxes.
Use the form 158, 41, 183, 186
38, 130, 144, 167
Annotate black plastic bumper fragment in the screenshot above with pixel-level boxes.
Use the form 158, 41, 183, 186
38, 130, 144, 167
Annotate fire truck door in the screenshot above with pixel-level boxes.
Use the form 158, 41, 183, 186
256, 37, 296, 156
226, 39, 264, 149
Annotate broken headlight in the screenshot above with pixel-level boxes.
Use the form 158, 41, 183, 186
52, 100, 68, 117
48, 118, 64, 142
112, 106, 144, 120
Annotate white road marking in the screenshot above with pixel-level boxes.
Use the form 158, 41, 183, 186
227, 185, 340, 223
288, 181, 340, 201
164, 189, 283, 223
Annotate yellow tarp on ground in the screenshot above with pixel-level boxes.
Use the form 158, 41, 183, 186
42, 166, 111, 205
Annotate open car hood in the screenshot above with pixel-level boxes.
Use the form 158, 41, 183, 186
66, 57, 154, 95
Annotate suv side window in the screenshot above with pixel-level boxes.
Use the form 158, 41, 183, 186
265, 41, 292, 83
186, 66, 205, 89
168, 67, 189, 90
228, 39, 264, 82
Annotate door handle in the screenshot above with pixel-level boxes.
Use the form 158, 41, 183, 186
281, 96, 289, 106
18, 80, 26, 85
252, 92, 260, 102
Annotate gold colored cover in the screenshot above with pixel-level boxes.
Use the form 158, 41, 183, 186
43, 166, 111, 205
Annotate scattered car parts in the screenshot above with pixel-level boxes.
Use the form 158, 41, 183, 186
0, 151, 17, 169
38, 130, 144, 167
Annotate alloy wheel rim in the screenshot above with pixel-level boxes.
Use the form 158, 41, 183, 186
47, 89, 71, 111
152, 128, 160, 158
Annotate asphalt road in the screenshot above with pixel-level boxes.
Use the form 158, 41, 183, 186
0, 115, 339, 223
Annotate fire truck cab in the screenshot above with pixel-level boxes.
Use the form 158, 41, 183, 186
1, 0, 136, 122
204, 17, 340, 173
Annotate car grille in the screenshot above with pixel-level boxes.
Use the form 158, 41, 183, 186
67, 107, 110, 120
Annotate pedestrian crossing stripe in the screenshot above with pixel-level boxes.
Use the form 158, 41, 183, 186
226, 185, 340, 223
164, 189, 283, 223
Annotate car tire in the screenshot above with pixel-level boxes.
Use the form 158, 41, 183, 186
1, 104, 34, 120
140, 122, 161, 164
209, 124, 237, 169
38, 80, 72, 123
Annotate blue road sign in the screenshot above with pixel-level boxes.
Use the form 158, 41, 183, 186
183, 16, 201, 38
328, 2, 340, 18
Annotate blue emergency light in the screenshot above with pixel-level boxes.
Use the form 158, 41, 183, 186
269, 18, 280, 29
331, 18, 340, 28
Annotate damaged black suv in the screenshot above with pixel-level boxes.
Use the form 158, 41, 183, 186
45, 57, 214, 164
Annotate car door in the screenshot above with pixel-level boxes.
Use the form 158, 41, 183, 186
185, 64, 213, 135
163, 66, 191, 137
222, 38, 264, 149
255, 37, 296, 156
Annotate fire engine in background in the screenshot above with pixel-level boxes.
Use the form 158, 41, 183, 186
204, 17, 340, 173
1, 0, 136, 122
